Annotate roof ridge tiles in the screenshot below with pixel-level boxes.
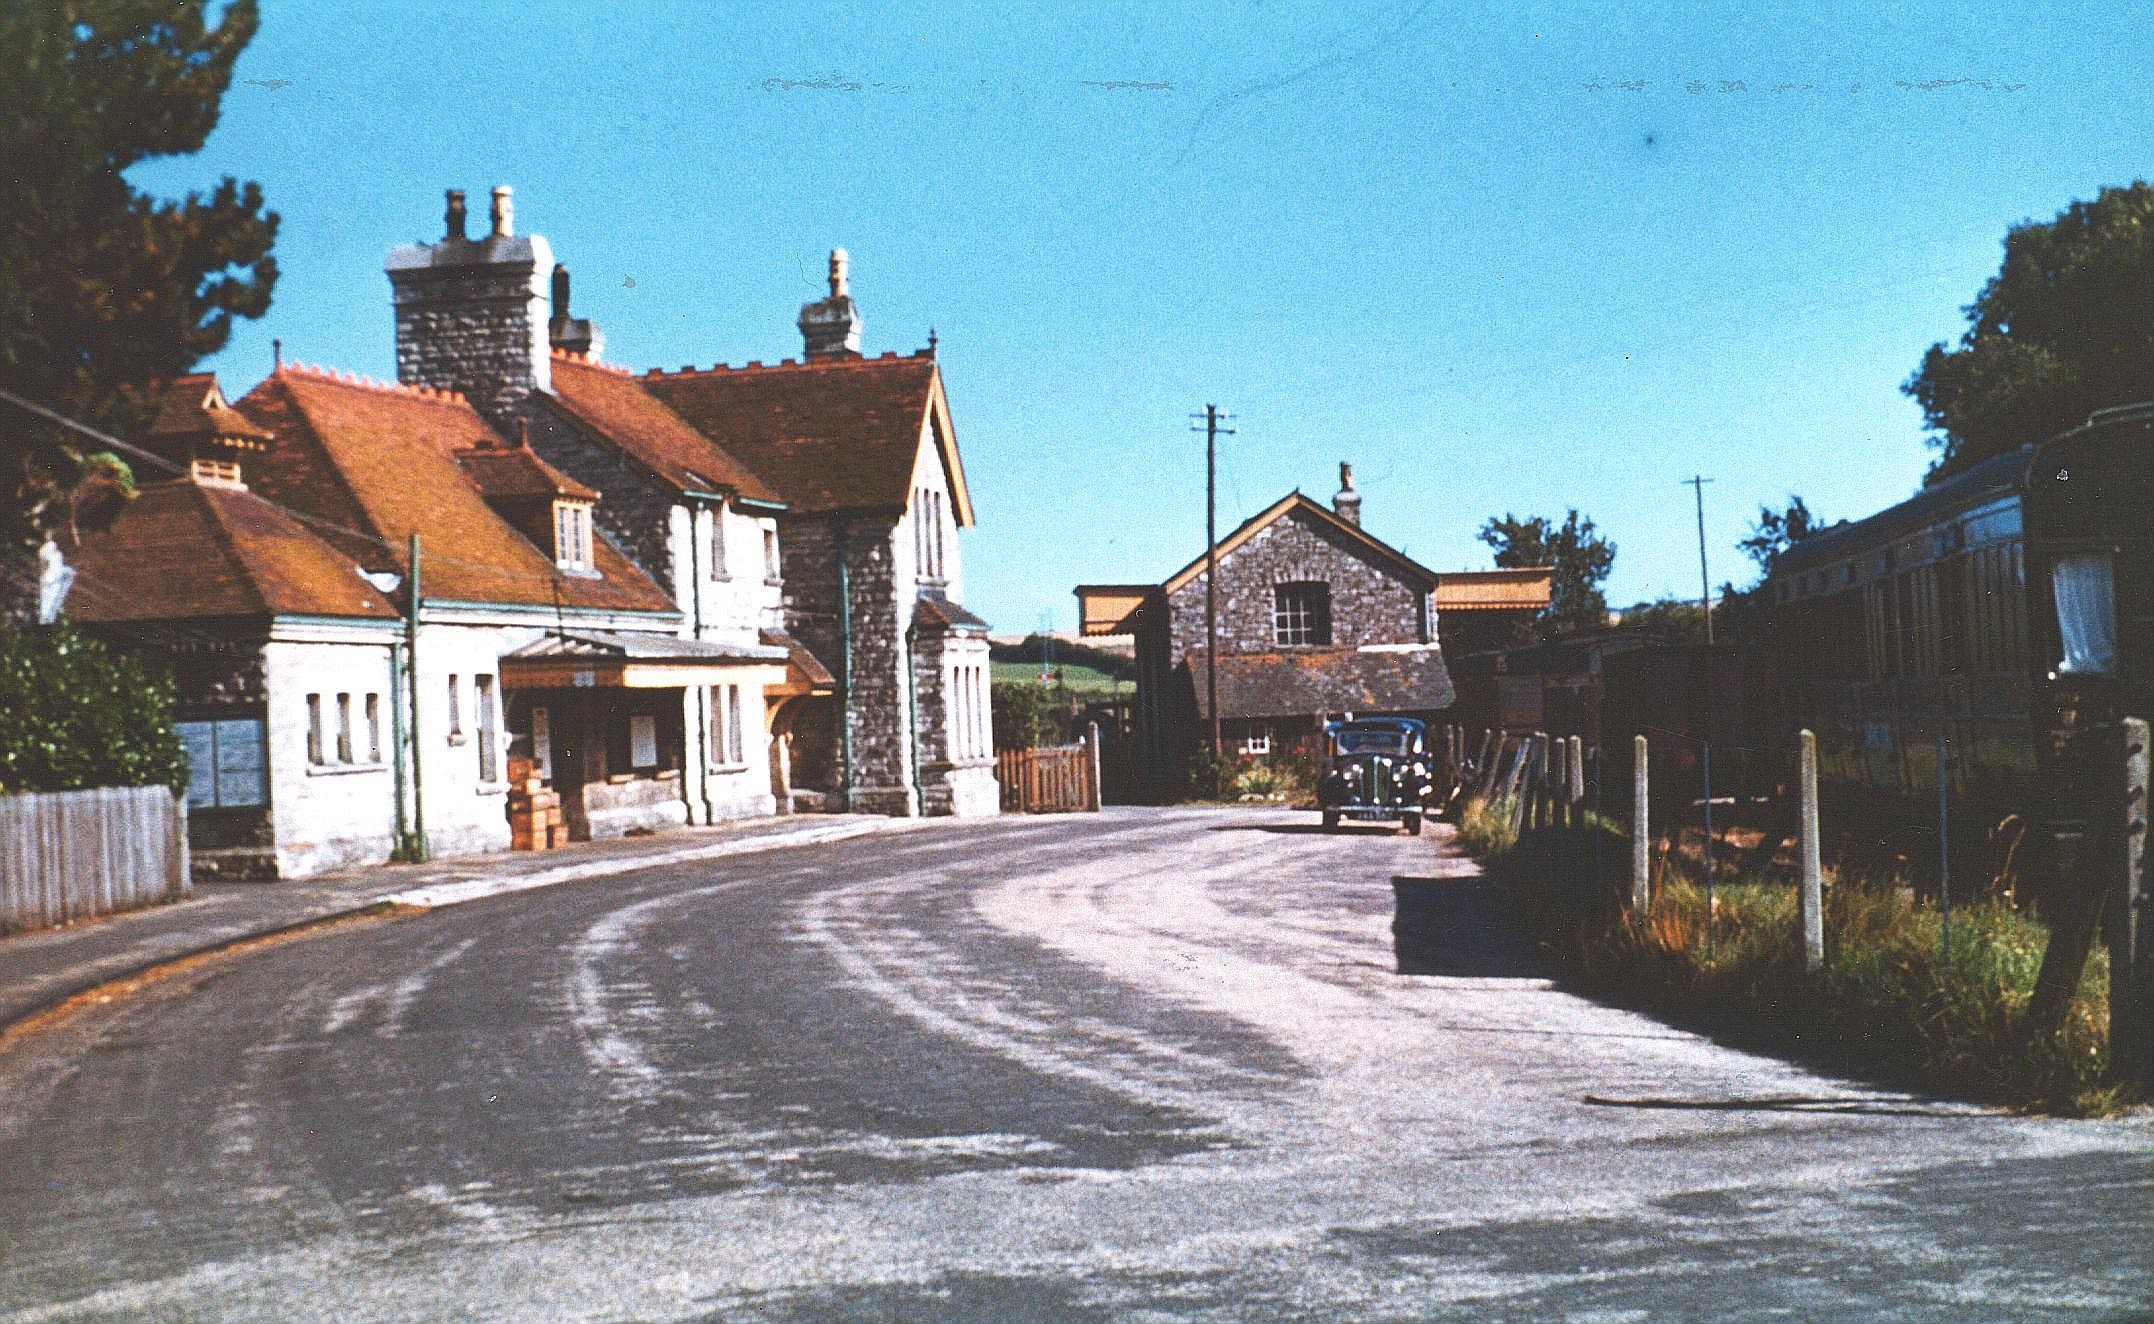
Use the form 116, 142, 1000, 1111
278, 360, 468, 405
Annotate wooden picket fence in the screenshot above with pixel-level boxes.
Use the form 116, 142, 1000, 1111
0, 786, 190, 934
996, 740, 1102, 814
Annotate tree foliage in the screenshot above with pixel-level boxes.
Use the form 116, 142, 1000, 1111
0, 619, 186, 794
1905, 181, 2154, 483
1478, 508, 1616, 640
0, 0, 277, 609
1737, 495, 1825, 579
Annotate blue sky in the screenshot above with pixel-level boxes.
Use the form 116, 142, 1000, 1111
139, 1, 2154, 635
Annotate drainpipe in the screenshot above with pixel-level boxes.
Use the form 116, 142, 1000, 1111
836, 517, 853, 812
402, 533, 429, 862
389, 639, 410, 851
904, 621, 923, 816
686, 502, 713, 825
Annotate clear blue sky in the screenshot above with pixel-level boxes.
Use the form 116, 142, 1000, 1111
140, 1, 2154, 635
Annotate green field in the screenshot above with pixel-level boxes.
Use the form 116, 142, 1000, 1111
990, 660, 1133, 695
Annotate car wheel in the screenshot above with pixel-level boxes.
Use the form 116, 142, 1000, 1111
1322, 810, 1339, 831
1402, 811, 1422, 836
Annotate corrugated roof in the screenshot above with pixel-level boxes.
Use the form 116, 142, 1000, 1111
543, 353, 783, 505
1184, 645, 1454, 720
641, 352, 969, 520
61, 478, 398, 624
236, 366, 676, 615
1435, 568, 1553, 611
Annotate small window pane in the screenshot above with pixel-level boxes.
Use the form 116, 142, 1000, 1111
2053, 553, 2118, 675
630, 714, 659, 768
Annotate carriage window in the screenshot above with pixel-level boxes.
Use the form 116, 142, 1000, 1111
2052, 554, 2117, 675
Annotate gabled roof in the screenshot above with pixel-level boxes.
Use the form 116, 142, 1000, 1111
1161, 493, 1437, 596
60, 478, 398, 624
1184, 645, 1455, 720
139, 373, 274, 445
913, 592, 990, 632
542, 353, 782, 506
235, 365, 675, 615
640, 351, 971, 523
456, 443, 598, 503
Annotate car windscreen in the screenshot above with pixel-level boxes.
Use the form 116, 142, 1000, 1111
1332, 729, 1411, 755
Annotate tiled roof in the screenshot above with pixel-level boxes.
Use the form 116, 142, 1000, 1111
235, 366, 676, 615
60, 478, 398, 624
543, 353, 782, 505
140, 373, 274, 444
456, 443, 598, 502
640, 352, 968, 519
913, 592, 990, 632
1185, 645, 1455, 720
763, 629, 835, 689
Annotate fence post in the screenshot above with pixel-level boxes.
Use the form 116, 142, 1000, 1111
1566, 735, 1585, 828
1631, 735, 1650, 913
1086, 721, 1104, 812
1799, 728, 1823, 972
2111, 717, 2151, 1092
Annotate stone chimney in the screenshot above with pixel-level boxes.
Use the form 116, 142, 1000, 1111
385, 185, 553, 429
1333, 461, 1362, 527
798, 248, 863, 360
547, 264, 603, 358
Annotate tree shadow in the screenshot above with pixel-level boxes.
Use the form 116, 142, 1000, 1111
1203, 822, 1376, 836
1391, 875, 1547, 978
1579, 1093, 1971, 1119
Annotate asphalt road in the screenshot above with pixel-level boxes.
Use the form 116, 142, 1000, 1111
1, 807, 2148, 1322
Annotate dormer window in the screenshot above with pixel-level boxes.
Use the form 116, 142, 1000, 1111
189, 457, 244, 488
554, 500, 594, 572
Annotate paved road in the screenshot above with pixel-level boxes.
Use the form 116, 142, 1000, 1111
1, 808, 2147, 1321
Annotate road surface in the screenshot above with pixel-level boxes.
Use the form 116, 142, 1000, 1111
1, 807, 2148, 1320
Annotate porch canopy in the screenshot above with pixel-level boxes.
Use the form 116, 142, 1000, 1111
501, 629, 787, 688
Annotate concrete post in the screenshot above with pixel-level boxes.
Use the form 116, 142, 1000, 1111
1631, 735, 1650, 913
2111, 718, 2151, 1091
1567, 735, 1586, 827
1085, 720, 1105, 813
1799, 728, 1824, 972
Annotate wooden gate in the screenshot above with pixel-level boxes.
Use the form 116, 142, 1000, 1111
996, 741, 1101, 813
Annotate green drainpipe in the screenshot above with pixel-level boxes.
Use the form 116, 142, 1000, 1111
402, 533, 429, 862
389, 639, 410, 853
904, 621, 923, 816
836, 517, 853, 812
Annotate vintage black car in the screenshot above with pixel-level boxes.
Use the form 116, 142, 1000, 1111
1316, 716, 1433, 834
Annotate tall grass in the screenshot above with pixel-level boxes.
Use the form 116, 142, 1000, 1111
1470, 823, 2123, 1115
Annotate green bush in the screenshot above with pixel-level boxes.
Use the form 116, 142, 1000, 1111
990, 681, 1079, 751
1456, 795, 1519, 858
1474, 822, 2123, 1115
0, 621, 185, 795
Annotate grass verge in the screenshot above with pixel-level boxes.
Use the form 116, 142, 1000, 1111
1454, 796, 2128, 1116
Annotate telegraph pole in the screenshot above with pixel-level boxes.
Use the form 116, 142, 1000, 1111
1682, 474, 1716, 952
1193, 405, 1235, 781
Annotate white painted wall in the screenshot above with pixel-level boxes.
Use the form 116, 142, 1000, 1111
676, 501, 787, 645
261, 629, 400, 877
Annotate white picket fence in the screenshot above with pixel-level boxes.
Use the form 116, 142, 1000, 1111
0, 786, 190, 933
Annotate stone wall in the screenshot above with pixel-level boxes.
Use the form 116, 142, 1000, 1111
386, 234, 554, 433
1167, 508, 1430, 661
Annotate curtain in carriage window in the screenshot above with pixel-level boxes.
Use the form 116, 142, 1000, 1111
2052, 553, 2118, 675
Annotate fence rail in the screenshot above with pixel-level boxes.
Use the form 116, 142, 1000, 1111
997, 741, 1101, 814
1, 786, 189, 934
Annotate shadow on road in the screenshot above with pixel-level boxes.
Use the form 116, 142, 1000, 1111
1204, 822, 1403, 836
1390, 875, 1545, 978
1580, 1093, 1971, 1118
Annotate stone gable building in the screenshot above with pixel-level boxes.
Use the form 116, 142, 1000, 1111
1078, 465, 1549, 797
388, 192, 994, 817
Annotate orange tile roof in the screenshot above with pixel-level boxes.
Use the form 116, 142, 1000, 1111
456, 443, 598, 502
61, 478, 399, 624
139, 373, 274, 444
544, 353, 781, 505
640, 352, 968, 520
235, 366, 675, 615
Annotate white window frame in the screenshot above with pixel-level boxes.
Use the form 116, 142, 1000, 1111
554, 501, 593, 572
475, 674, 499, 783
1239, 724, 1273, 757
1273, 582, 1332, 647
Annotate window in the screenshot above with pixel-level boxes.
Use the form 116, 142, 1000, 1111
708, 507, 729, 580
726, 685, 744, 764
915, 488, 946, 582
1273, 582, 1332, 646
2053, 553, 2118, 675
1239, 724, 1273, 757
335, 693, 353, 764
475, 674, 499, 782
629, 714, 659, 768
532, 705, 553, 780
365, 694, 381, 763
306, 694, 324, 766
446, 674, 463, 739
554, 501, 593, 572
763, 528, 781, 584
176, 718, 268, 808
